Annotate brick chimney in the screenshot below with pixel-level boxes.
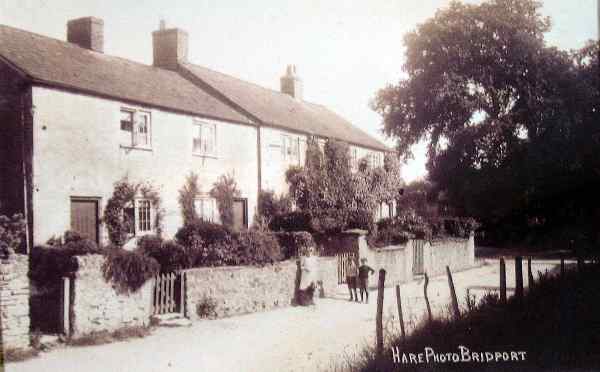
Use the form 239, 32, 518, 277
152, 21, 188, 70
67, 17, 104, 53
280, 65, 303, 100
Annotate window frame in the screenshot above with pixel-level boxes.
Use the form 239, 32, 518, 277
119, 108, 152, 150
194, 195, 218, 222
192, 119, 218, 158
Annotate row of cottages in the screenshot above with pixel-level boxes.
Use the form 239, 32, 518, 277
0, 17, 393, 250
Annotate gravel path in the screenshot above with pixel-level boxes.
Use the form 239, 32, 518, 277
5, 259, 558, 372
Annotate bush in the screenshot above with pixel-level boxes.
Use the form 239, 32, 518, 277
257, 190, 292, 222
175, 219, 233, 248
196, 295, 218, 319
29, 238, 102, 284
269, 211, 312, 232
102, 250, 159, 293
0, 213, 26, 257
275, 231, 315, 259
235, 230, 282, 265
137, 235, 190, 273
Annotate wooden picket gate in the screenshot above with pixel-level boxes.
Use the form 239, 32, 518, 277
152, 272, 185, 315
337, 251, 358, 284
413, 239, 425, 275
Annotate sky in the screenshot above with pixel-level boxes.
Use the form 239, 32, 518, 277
1, 0, 597, 182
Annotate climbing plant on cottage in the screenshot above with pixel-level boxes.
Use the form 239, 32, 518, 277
210, 174, 240, 229
285, 138, 404, 232
103, 178, 164, 246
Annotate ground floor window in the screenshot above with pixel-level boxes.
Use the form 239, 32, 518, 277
195, 196, 217, 222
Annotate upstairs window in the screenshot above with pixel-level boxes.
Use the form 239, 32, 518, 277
193, 120, 217, 157
120, 109, 151, 149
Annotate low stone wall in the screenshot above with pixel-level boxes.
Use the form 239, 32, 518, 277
357, 235, 412, 287
184, 260, 298, 320
317, 257, 338, 298
71, 255, 153, 336
423, 235, 475, 277
0, 254, 30, 350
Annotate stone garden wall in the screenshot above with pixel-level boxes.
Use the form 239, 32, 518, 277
71, 255, 153, 336
0, 254, 30, 350
184, 260, 298, 320
423, 235, 475, 277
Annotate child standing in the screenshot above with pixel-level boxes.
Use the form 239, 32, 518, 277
346, 256, 359, 302
358, 258, 375, 303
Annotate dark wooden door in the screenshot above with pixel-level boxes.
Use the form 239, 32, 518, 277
70, 198, 99, 243
232, 198, 248, 230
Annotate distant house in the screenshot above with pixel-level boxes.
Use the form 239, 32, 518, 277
0, 17, 393, 250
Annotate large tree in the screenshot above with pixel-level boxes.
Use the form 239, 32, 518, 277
372, 0, 599, 247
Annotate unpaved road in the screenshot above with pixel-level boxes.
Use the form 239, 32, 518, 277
5, 259, 558, 372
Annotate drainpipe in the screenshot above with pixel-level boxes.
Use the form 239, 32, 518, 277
20, 86, 32, 254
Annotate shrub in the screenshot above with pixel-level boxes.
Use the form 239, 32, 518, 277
275, 231, 315, 259
235, 230, 282, 265
269, 211, 312, 232
175, 219, 233, 248
102, 250, 159, 293
0, 213, 26, 257
257, 190, 292, 222
137, 236, 190, 273
196, 295, 218, 318
183, 234, 240, 268
29, 238, 102, 284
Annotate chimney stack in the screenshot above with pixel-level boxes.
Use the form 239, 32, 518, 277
152, 21, 188, 70
67, 17, 104, 53
280, 65, 303, 100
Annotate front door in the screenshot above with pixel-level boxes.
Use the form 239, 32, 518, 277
232, 198, 248, 230
70, 198, 99, 243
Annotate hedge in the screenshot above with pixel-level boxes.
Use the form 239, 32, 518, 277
102, 249, 160, 293
274, 231, 315, 259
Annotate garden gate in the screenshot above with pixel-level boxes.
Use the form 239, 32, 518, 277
412, 239, 425, 275
337, 251, 358, 284
152, 271, 186, 315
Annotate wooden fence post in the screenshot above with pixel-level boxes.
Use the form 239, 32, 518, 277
515, 256, 524, 301
423, 273, 432, 324
395, 285, 406, 343
446, 266, 460, 320
376, 269, 386, 357
62, 277, 70, 337
499, 258, 507, 304
527, 257, 534, 290
180, 271, 186, 317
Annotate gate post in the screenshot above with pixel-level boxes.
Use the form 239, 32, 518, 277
61, 277, 70, 337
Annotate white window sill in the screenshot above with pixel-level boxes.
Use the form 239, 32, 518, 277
193, 152, 219, 159
120, 145, 153, 152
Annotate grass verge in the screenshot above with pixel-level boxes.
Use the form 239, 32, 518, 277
337, 261, 600, 372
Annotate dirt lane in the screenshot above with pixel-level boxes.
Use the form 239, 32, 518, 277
5, 260, 558, 372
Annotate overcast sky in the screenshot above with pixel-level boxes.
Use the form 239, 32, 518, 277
1, 0, 597, 182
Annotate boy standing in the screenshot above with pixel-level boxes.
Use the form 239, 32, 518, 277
346, 256, 359, 302
358, 258, 375, 303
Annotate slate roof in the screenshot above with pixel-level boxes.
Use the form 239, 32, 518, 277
181, 63, 390, 152
0, 25, 250, 125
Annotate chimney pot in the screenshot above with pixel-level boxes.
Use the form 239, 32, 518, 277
67, 17, 104, 53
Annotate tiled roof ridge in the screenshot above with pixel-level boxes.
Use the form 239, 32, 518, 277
0, 24, 178, 78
